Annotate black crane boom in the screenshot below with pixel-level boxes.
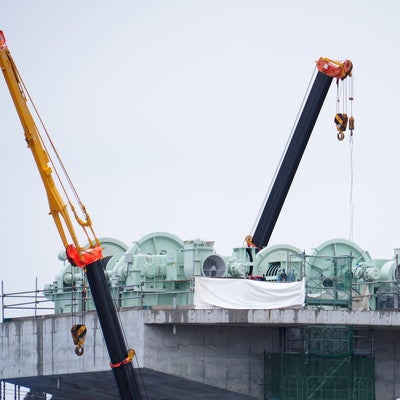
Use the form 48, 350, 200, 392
251, 58, 353, 249
86, 259, 143, 399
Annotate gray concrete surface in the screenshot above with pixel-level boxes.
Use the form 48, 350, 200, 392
2, 308, 400, 399
144, 307, 400, 327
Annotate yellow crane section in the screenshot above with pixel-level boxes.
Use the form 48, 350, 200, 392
1, 30, 143, 398
0, 30, 98, 254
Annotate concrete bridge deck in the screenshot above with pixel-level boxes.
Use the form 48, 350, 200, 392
2, 307, 400, 399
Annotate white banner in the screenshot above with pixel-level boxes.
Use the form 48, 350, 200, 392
194, 277, 305, 309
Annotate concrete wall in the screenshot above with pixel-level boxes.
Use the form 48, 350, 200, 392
2, 308, 400, 399
144, 324, 280, 398
0, 312, 135, 379
374, 330, 400, 399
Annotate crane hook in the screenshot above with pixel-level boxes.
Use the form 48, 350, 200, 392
335, 113, 348, 141
337, 131, 345, 141
71, 324, 87, 356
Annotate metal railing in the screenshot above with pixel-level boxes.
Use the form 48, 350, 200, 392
1, 278, 194, 321
2, 273, 400, 322
1, 279, 54, 322
0, 380, 51, 399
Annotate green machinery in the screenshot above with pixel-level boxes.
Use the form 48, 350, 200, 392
41, 57, 397, 315
45, 232, 400, 313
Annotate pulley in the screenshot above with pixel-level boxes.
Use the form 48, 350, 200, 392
335, 113, 348, 131
349, 116, 355, 136
71, 324, 87, 356
245, 235, 255, 248
334, 113, 348, 141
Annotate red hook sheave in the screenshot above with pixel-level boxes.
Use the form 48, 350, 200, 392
66, 244, 103, 267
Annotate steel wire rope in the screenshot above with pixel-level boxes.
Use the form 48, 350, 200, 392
70, 262, 76, 326
20, 74, 142, 389
336, 78, 342, 114
349, 135, 354, 241
133, 352, 150, 400
15, 66, 89, 226
116, 306, 149, 398
348, 74, 355, 242
15, 64, 92, 350
9, 55, 95, 375
70, 264, 87, 348
115, 301, 149, 399
101, 257, 149, 399
78, 269, 87, 326
249, 66, 318, 240
342, 76, 348, 115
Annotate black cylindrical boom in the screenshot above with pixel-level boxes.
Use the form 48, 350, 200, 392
85, 259, 143, 399
252, 71, 333, 249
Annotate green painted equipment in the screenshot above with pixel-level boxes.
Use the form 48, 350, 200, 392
254, 244, 303, 281
45, 233, 400, 313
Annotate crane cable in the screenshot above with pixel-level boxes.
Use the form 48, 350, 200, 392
336, 72, 355, 240
248, 66, 318, 242
15, 66, 92, 355
109, 269, 149, 399
15, 65, 96, 245
349, 134, 354, 241
69, 261, 88, 355
348, 74, 355, 241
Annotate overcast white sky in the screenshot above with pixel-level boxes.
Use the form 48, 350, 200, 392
0, 1, 399, 297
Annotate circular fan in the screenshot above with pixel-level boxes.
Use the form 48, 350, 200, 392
202, 255, 226, 278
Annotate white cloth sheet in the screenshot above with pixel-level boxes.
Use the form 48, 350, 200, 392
194, 277, 305, 309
